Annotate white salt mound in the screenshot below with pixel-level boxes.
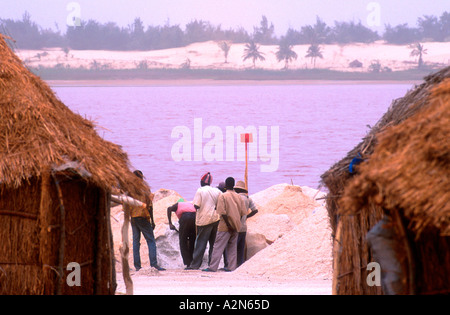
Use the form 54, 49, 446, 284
237, 205, 333, 280
152, 193, 183, 238
250, 184, 320, 224
250, 183, 289, 208
155, 222, 185, 269
247, 213, 294, 243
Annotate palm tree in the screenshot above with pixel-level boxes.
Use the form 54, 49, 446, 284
242, 40, 266, 69
305, 44, 323, 68
276, 41, 298, 70
410, 42, 428, 69
218, 41, 232, 63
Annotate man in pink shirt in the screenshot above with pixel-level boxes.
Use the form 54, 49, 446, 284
167, 198, 197, 267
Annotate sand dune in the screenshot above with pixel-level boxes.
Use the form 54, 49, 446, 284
17, 40, 450, 73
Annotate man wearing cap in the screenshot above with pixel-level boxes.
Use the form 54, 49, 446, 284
217, 181, 226, 193
167, 198, 197, 267
203, 177, 247, 272
234, 180, 258, 267
186, 172, 222, 270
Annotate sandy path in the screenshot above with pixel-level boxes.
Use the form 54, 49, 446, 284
115, 269, 332, 295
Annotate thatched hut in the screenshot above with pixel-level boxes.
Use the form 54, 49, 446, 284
321, 66, 450, 295
0, 35, 149, 295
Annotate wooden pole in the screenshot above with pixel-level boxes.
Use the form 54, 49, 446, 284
39, 169, 57, 294
332, 221, 342, 295
51, 172, 66, 296
120, 205, 133, 295
245, 141, 248, 191
392, 210, 416, 295
0, 210, 38, 220
241, 133, 252, 192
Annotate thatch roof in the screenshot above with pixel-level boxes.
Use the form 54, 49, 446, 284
321, 66, 450, 235
0, 35, 148, 196
340, 78, 450, 236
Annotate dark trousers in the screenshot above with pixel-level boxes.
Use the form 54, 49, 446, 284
224, 232, 247, 268
131, 217, 158, 270
189, 221, 219, 269
178, 212, 196, 266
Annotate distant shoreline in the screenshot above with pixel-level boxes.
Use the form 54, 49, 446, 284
47, 78, 420, 87
37, 67, 433, 87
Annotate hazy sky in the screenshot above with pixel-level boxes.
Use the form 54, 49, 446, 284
1, 0, 449, 35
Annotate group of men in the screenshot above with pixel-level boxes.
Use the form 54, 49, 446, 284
117, 170, 258, 273
167, 172, 258, 272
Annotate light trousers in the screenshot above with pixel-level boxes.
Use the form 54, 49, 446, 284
209, 231, 238, 272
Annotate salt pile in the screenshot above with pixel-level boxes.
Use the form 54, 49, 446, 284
251, 184, 319, 224
247, 213, 294, 244
152, 191, 183, 238
236, 205, 333, 280
236, 184, 332, 280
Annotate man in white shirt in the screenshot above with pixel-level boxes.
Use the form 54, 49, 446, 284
186, 172, 222, 270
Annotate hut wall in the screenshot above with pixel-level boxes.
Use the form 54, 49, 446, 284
0, 178, 43, 294
333, 205, 384, 295
0, 174, 115, 295
57, 175, 116, 295
409, 227, 450, 295
334, 207, 450, 295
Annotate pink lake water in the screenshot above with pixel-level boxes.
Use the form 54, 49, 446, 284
53, 83, 413, 198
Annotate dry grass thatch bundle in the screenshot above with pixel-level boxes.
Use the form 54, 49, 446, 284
321, 66, 450, 295
321, 66, 450, 236
341, 79, 450, 235
0, 35, 150, 294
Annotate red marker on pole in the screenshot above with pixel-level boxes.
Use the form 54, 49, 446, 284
240, 133, 253, 191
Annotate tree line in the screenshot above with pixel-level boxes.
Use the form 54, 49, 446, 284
1, 11, 449, 50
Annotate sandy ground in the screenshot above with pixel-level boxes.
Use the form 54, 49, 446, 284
115, 269, 332, 295
17, 40, 450, 72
